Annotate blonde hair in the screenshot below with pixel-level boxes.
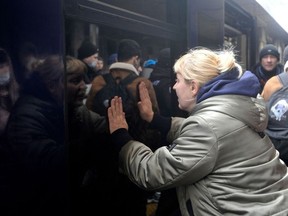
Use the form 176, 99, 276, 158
173, 47, 242, 87
66, 55, 87, 74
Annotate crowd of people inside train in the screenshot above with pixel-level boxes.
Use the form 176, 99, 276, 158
0, 38, 288, 216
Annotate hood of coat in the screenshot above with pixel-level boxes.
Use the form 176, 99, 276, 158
192, 68, 267, 132
193, 94, 268, 133
197, 69, 260, 103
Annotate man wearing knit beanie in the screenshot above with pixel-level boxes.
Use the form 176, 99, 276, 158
77, 39, 99, 83
261, 44, 288, 166
251, 44, 284, 93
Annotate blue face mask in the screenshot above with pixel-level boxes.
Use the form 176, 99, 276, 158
88, 61, 97, 68
0, 72, 10, 85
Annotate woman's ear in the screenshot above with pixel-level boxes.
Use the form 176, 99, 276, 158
190, 80, 199, 95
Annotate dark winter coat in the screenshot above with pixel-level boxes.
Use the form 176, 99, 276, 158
149, 66, 172, 117
3, 93, 67, 216
252, 63, 284, 92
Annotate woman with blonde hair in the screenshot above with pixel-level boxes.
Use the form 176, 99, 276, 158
108, 47, 288, 215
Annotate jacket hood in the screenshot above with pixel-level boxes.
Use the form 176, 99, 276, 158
195, 94, 268, 133
197, 68, 260, 103
194, 68, 267, 132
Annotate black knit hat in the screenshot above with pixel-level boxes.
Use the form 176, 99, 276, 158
77, 40, 99, 60
259, 44, 280, 61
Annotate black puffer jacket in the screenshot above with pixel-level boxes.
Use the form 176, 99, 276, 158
3, 93, 67, 216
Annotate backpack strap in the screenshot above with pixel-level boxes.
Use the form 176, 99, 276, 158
102, 73, 115, 84
103, 72, 137, 85
278, 72, 288, 86
120, 73, 138, 86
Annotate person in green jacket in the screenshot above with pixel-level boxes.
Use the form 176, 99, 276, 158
108, 47, 288, 216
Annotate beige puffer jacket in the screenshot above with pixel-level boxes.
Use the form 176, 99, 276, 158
119, 95, 288, 216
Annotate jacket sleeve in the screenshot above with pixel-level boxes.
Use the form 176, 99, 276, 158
118, 115, 218, 191
76, 105, 107, 133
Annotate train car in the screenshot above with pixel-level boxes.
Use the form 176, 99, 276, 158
1, 0, 288, 215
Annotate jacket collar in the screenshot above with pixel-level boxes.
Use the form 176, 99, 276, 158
109, 62, 139, 75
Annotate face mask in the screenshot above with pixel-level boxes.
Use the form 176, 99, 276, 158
0, 72, 10, 85
88, 61, 97, 68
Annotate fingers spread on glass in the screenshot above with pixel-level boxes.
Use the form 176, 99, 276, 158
137, 82, 154, 123
108, 96, 128, 134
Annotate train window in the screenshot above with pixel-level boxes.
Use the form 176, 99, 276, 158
225, 1, 254, 70
65, 19, 172, 63
1, 0, 64, 85
1, 0, 67, 214
64, 0, 187, 117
